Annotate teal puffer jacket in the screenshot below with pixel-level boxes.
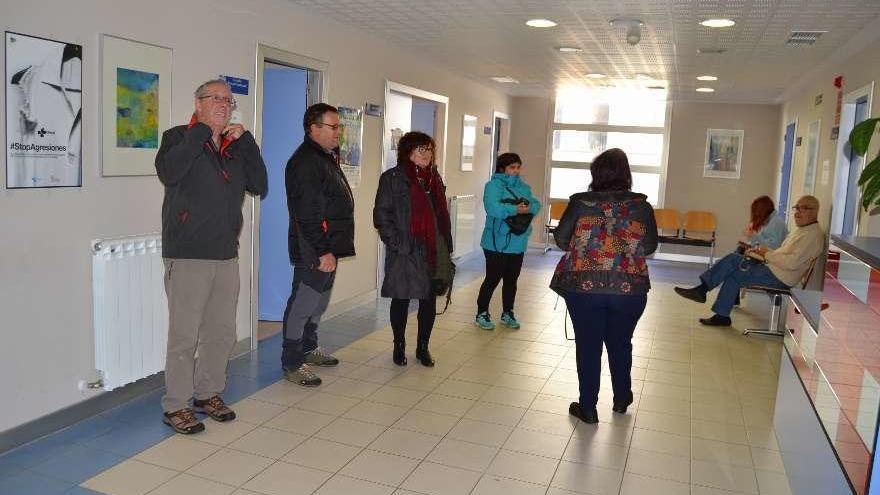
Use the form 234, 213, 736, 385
480, 173, 541, 254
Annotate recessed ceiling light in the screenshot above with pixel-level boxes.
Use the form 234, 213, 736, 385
701, 19, 735, 28
490, 76, 519, 84
697, 75, 718, 81
526, 19, 557, 28
586, 73, 606, 79
696, 87, 715, 93
557, 46, 583, 53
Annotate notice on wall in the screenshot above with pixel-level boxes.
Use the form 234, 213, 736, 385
820, 159, 830, 186
337, 106, 363, 188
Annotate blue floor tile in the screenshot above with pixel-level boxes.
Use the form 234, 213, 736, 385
51, 416, 123, 446
0, 470, 73, 495
30, 444, 124, 484
80, 420, 172, 457
0, 435, 81, 468
222, 375, 263, 403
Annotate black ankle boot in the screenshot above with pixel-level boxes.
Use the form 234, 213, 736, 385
612, 392, 633, 414
415, 341, 434, 367
393, 341, 407, 366
569, 402, 598, 424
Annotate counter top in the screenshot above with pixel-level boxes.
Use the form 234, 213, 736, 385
831, 235, 880, 270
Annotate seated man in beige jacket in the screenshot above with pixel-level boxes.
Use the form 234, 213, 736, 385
674, 196, 825, 326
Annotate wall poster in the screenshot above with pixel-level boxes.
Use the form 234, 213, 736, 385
337, 106, 363, 188
101, 34, 171, 176
5, 31, 82, 188
703, 128, 744, 179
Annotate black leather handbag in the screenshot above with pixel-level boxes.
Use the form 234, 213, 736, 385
501, 186, 534, 235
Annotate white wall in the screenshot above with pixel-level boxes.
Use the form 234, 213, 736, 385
1, 0, 509, 432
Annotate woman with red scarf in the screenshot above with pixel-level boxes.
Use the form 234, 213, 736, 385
374, 132, 453, 367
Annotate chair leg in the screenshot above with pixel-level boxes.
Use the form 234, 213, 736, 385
543, 231, 551, 254
743, 293, 786, 337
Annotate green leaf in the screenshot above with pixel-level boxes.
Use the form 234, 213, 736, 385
850, 118, 880, 156
857, 155, 880, 186
863, 173, 880, 210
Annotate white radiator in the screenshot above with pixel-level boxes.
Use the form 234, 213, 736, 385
92, 234, 167, 391
449, 195, 476, 259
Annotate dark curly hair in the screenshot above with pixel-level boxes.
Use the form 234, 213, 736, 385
396, 131, 436, 168
589, 148, 632, 192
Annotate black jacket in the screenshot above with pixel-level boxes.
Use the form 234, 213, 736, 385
156, 123, 267, 260
551, 191, 658, 295
374, 165, 449, 299
286, 136, 355, 267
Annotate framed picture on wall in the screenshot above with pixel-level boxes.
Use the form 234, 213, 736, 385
337, 106, 363, 188
101, 34, 172, 176
5, 31, 82, 188
460, 114, 477, 171
703, 128, 744, 179
803, 119, 821, 194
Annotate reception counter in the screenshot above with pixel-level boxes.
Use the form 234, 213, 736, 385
779, 235, 880, 495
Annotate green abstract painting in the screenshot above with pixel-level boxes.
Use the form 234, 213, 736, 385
116, 67, 159, 148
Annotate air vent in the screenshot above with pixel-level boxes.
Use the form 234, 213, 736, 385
697, 48, 727, 54
787, 31, 826, 46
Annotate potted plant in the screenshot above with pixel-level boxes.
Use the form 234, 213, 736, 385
851, 117, 880, 211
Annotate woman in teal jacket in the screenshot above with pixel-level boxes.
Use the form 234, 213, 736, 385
475, 153, 541, 330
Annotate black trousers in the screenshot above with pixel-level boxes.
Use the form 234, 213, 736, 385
476, 249, 525, 314
390, 297, 436, 345
563, 291, 647, 409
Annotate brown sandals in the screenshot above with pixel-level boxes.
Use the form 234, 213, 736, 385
163, 408, 205, 434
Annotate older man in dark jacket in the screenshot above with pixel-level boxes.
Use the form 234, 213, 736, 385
156, 79, 267, 434
282, 103, 355, 387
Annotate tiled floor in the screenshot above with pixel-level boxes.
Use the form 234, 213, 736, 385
0, 251, 794, 495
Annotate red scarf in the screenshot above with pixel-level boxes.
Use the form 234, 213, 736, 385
402, 161, 451, 269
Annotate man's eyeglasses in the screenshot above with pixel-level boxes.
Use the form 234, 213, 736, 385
416, 145, 434, 154
316, 122, 345, 131
198, 94, 237, 108
792, 205, 816, 211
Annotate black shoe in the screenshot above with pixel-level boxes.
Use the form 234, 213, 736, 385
699, 314, 732, 326
415, 341, 434, 367
393, 341, 407, 366
674, 286, 707, 304
569, 402, 598, 424
612, 393, 633, 414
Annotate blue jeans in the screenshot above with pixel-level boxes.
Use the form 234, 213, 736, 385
563, 291, 647, 410
700, 253, 788, 317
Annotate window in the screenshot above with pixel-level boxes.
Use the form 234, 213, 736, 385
547, 86, 669, 206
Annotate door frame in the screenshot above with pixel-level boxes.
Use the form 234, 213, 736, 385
489, 110, 510, 178
778, 117, 798, 224
830, 82, 874, 236
377, 81, 449, 291
249, 44, 328, 350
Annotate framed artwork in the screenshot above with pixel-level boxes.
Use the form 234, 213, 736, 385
337, 106, 363, 188
5, 31, 82, 188
803, 119, 821, 194
703, 128, 744, 179
101, 34, 171, 176
460, 114, 477, 171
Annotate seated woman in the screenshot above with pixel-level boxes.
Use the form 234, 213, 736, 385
741, 195, 787, 251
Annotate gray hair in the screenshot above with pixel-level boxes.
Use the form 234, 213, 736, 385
194, 79, 231, 98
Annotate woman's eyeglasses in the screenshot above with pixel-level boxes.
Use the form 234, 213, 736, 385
416, 145, 434, 154
198, 94, 237, 108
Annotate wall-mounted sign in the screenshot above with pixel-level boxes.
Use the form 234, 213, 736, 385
796, 136, 803, 146
220, 75, 249, 95
830, 126, 839, 141
365, 102, 382, 117
483, 126, 492, 135
814, 94, 823, 106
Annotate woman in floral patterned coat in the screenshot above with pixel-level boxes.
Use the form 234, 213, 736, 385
550, 148, 658, 424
